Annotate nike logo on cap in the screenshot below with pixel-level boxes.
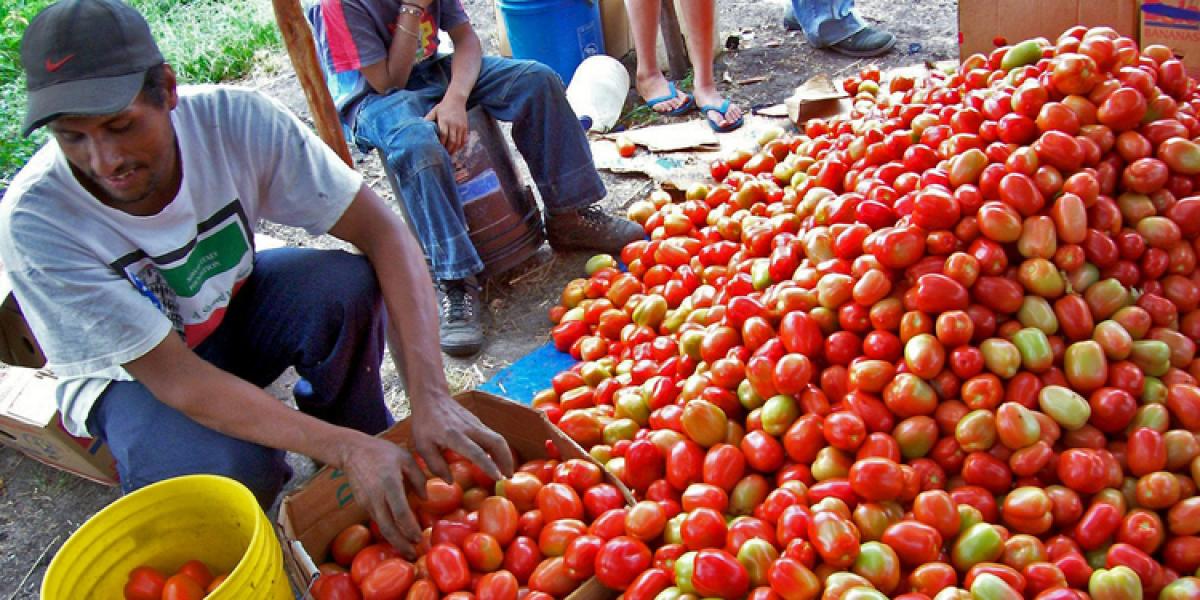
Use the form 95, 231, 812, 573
45, 54, 75, 72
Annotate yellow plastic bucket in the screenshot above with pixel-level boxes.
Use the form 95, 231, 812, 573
42, 474, 293, 599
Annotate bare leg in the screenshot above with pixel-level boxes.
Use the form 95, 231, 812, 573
625, 0, 689, 113
679, 0, 742, 128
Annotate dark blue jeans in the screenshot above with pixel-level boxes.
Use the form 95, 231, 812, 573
87, 248, 391, 507
352, 55, 606, 281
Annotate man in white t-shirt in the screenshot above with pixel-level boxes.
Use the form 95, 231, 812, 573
1, 0, 513, 553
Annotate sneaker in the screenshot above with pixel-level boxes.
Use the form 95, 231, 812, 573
828, 27, 896, 58
546, 204, 646, 255
437, 278, 483, 357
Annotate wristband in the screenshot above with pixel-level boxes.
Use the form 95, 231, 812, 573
395, 21, 420, 40
396, 4, 423, 18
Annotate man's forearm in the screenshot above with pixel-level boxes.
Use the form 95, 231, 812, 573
444, 30, 483, 104
382, 11, 424, 91
377, 228, 453, 410
126, 335, 373, 469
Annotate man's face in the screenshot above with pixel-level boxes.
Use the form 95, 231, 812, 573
48, 77, 180, 216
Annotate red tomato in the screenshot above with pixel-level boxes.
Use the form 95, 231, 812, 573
463, 532, 504, 572
162, 574, 206, 600
536, 483, 585, 522
625, 500, 668, 541
406, 580, 439, 600
176, 560, 213, 590
124, 566, 166, 600
312, 572, 363, 600
682, 506, 729, 549
478, 496, 519, 546
420, 479, 464, 516
562, 534, 604, 579
582, 484, 626, 519
503, 536, 542, 584
361, 558, 416, 600
475, 570, 519, 600
352, 544, 403, 586
428, 544, 472, 593
528, 556, 579, 597
594, 536, 653, 590
703, 444, 746, 491
848, 457, 904, 501
692, 549, 751, 599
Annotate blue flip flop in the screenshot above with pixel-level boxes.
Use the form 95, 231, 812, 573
700, 99, 744, 132
643, 81, 694, 116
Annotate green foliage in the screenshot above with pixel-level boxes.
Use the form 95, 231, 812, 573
0, 0, 282, 188
617, 70, 695, 130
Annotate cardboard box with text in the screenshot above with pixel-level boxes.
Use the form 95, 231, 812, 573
0, 367, 117, 485
278, 390, 632, 600
1140, 0, 1200, 77
959, 0, 1139, 59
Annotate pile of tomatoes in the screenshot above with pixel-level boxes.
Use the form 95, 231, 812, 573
312, 452, 662, 600
123, 559, 226, 600
538, 26, 1200, 600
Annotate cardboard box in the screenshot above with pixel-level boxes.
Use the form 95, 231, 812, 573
0, 259, 46, 369
278, 390, 633, 599
0, 367, 118, 485
958, 0, 1139, 59
1140, 0, 1200, 77
601, 0, 634, 60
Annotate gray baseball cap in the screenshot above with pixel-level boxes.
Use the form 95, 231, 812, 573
20, 0, 164, 137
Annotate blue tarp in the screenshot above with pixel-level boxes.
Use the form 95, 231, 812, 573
479, 342, 577, 404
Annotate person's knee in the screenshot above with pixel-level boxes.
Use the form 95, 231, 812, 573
313, 251, 380, 302
216, 446, 291, 507
521, 61, 565, 92
118, 438, 290, 508
383, 120, 448, 173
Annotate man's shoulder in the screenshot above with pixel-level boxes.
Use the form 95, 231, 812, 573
0, 146, 77, 259
176, 84, 278, 116
174, 85, 295, 141
3, 145, 69, 217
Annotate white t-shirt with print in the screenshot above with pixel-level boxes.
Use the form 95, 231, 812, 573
0, 85, 363, 436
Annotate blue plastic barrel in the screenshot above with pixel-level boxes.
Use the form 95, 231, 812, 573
498, 0, 605, 85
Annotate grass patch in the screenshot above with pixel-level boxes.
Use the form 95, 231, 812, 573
0, 0, 282, 188
616, 70, 695, 130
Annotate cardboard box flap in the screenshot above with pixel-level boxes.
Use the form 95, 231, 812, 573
0, 368, 57, 425
280, 390, 633, 591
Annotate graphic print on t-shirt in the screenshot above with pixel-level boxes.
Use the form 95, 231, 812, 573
385, 12, 440, 61
110, 200, 254, 348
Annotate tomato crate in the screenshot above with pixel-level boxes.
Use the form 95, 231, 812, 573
278, 390, 634, 599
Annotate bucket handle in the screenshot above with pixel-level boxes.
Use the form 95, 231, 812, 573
291, 539, 322, 599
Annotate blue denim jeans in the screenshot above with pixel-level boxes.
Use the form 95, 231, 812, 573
86, 248, 391, 508
351, 55, 606, 281
791, 0, 866, 47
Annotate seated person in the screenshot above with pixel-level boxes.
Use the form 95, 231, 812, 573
783, 0, 895, 57
4, 0, 511, 553
309, 0, 644, 358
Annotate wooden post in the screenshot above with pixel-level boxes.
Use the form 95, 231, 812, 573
271, 0, 353, 167
658, 0, 689, 81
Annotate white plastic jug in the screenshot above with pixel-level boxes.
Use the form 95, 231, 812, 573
566, 55, 630, 133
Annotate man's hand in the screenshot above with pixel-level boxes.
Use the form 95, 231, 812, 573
410, 394, 515, 485
425, 99, 470, 155
337, 435, 429, 556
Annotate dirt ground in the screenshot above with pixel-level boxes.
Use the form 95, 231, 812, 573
0, 0, 957, 596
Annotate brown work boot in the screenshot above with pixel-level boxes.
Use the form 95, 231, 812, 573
546, 204, 645, 255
